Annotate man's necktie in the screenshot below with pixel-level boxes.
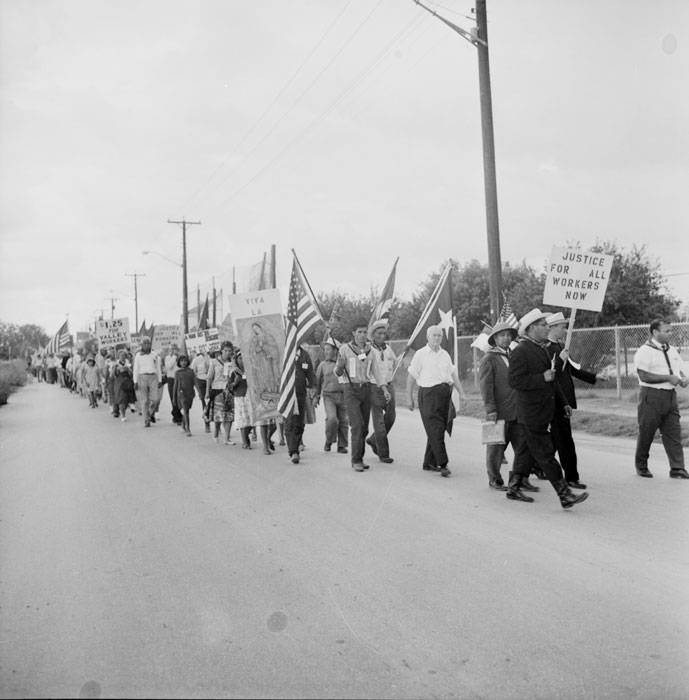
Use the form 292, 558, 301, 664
661, 344, 674, 375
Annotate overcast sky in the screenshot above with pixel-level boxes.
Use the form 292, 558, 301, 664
1, 0, 687, 334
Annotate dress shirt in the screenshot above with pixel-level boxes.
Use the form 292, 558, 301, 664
133, 351, 162, 382
634, 339, 685, 390
191, 353, 209, 380
164, 354, 178, 379
408, 345, 454, 387
369, 343, 397, 386
336, 343, 371, 384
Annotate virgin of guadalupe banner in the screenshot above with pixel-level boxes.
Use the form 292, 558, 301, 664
228, 289, 286, 423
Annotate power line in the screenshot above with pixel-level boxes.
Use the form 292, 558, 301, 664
183, 0, 354, 212
212, 9, 425, 212
200, 0, 386, 209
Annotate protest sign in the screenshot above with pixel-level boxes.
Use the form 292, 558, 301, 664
152, 325, 183, 352
96, 318, 130, 348
228, 290, 285, 423
543, 247, 614, 312
184, 328, 220, 355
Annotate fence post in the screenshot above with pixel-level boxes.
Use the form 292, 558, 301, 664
614, 326, 622, 400
473, 346, 479, 392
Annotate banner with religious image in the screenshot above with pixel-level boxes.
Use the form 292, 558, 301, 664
227, 289, 285, 423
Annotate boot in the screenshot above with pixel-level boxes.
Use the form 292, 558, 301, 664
506, 472, 534, 503
553, 479, 589, 509
520, 476, 540, 492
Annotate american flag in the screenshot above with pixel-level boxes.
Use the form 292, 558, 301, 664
499, 297, 519, 329
277, 256, 323, 417
46, 320, 71, 354
368, 257, 398, 333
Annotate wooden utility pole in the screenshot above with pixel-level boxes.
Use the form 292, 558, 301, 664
196, 283, 201, 327
125, 272, 146, 332
270, 244, 277, 289
413, 0, 503, 321
212, 276, 217, 327
105, 292, 118, 319
167, 218, 201, 334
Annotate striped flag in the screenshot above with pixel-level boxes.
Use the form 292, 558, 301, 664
499, 296, 518, 328
277, 255, 323, 418
46, 320, 71, 354
368, 257, 399, 333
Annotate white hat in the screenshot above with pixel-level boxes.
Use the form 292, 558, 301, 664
546, 312, 569, 327
369, 319, 388, 334
518, 308, 550, 336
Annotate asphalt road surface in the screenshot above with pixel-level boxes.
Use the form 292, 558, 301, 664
1, 382, 688, 699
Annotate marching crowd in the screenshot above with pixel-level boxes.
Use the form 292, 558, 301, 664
32, 311, 688, 511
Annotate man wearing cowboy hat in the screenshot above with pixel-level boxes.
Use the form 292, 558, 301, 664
366, 320, 397, 464
508, 309, 589, 509
479, 319, 539, 494
546, 312, 598, 489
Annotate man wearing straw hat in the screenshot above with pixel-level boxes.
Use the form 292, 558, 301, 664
479, 319, 539, 494
546, 311, 598, 489
508, 309, 589, 509
366, 320, 397, 464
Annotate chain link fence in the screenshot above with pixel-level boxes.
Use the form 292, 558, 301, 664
306, 322, 689, 402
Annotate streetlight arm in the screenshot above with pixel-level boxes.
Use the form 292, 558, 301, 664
142, 250, 182, 268
412, 0, 487, 47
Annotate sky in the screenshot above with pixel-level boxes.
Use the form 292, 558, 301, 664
1, 0, 688, 334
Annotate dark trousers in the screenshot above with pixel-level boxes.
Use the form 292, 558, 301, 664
166, 377, 183, 423
323, 391, 348, 448
370, 384, 396, 459
486, 419, 525, 482
635, 387, 685, 471
195, 378, 208, 413
551, 414, 580, 482
513, 422, 563, 482
344, 383, 371, 464
285, 392, 306, 456
418, 383, 451, 468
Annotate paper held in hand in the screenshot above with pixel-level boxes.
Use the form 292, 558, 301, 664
481, 419, 506, 445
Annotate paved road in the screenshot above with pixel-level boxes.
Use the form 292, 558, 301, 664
1, 382, 688, 699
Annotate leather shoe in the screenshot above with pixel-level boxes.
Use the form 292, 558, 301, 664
290, 453, 300, 464
670, 469, 689, 479
440, 467, 451, 478
636, 468, 653, 478
366, 437, 379, 455
352, 463, 365, 472
379, 457, 394, 464
324, 443, 331, 452
489, 480, 507, 491
337, 447, 348, 454
567, 481, 587, 489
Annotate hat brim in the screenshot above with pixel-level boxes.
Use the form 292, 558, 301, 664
487, 327, 518, 346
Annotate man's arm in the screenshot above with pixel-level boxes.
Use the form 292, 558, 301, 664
637, 368, 682, 386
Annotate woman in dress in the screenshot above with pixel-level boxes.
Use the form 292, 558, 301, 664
205, 343, 235, 444
113, 349, 136, 421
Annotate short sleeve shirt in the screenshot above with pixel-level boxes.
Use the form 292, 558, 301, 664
634, 340, 685, 390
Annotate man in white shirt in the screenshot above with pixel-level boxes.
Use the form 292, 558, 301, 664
367, 320, 397, 464
633, 318, 688, 478
407, 325, 463, 477
163, 344, 183, 425
133, 336, 162, 428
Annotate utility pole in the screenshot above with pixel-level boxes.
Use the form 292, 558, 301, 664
413, 0, 503, 321
212, 276, 217, 327
196, 283, 201, 327
167, 218, 201, 334
270, 243, 277, 289
105, 292, 118, 319
125, 272, 146, 332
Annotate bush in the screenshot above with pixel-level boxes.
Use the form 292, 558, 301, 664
0, 359, 27, 406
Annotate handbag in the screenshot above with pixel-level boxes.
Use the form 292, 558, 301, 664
481, 419, 506, 445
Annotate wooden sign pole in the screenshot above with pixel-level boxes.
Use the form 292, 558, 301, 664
565, 308, 578, 351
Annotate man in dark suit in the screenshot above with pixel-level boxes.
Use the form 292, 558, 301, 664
508, 309, 589, 509
546, 312, 598, 489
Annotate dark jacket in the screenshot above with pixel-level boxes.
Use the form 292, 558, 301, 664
547, 340, 596, 410
509, 337, 557, 427
479, 348, 517, 421
294, 346, 316, 398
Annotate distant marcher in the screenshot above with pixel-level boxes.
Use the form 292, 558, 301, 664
546, 312, 597, 489
112, 350, 136, 420
633, 318, 689, 479
83, 355, 102, 408
508, 309, 588, 508
133, 336, 162, 427
206, 343, 236, 445
315, 340, 348, 453
164, 345, 183, 425
335, 321, 373, 472
229, 349, 253, 448
191, 350, 211, 433
46, 353, 58, 384
173, 355, 196, 436
407, 326, 463, 478
367, 321, 397, 464
478, 320, 539, 492
284, 345, 317, 463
